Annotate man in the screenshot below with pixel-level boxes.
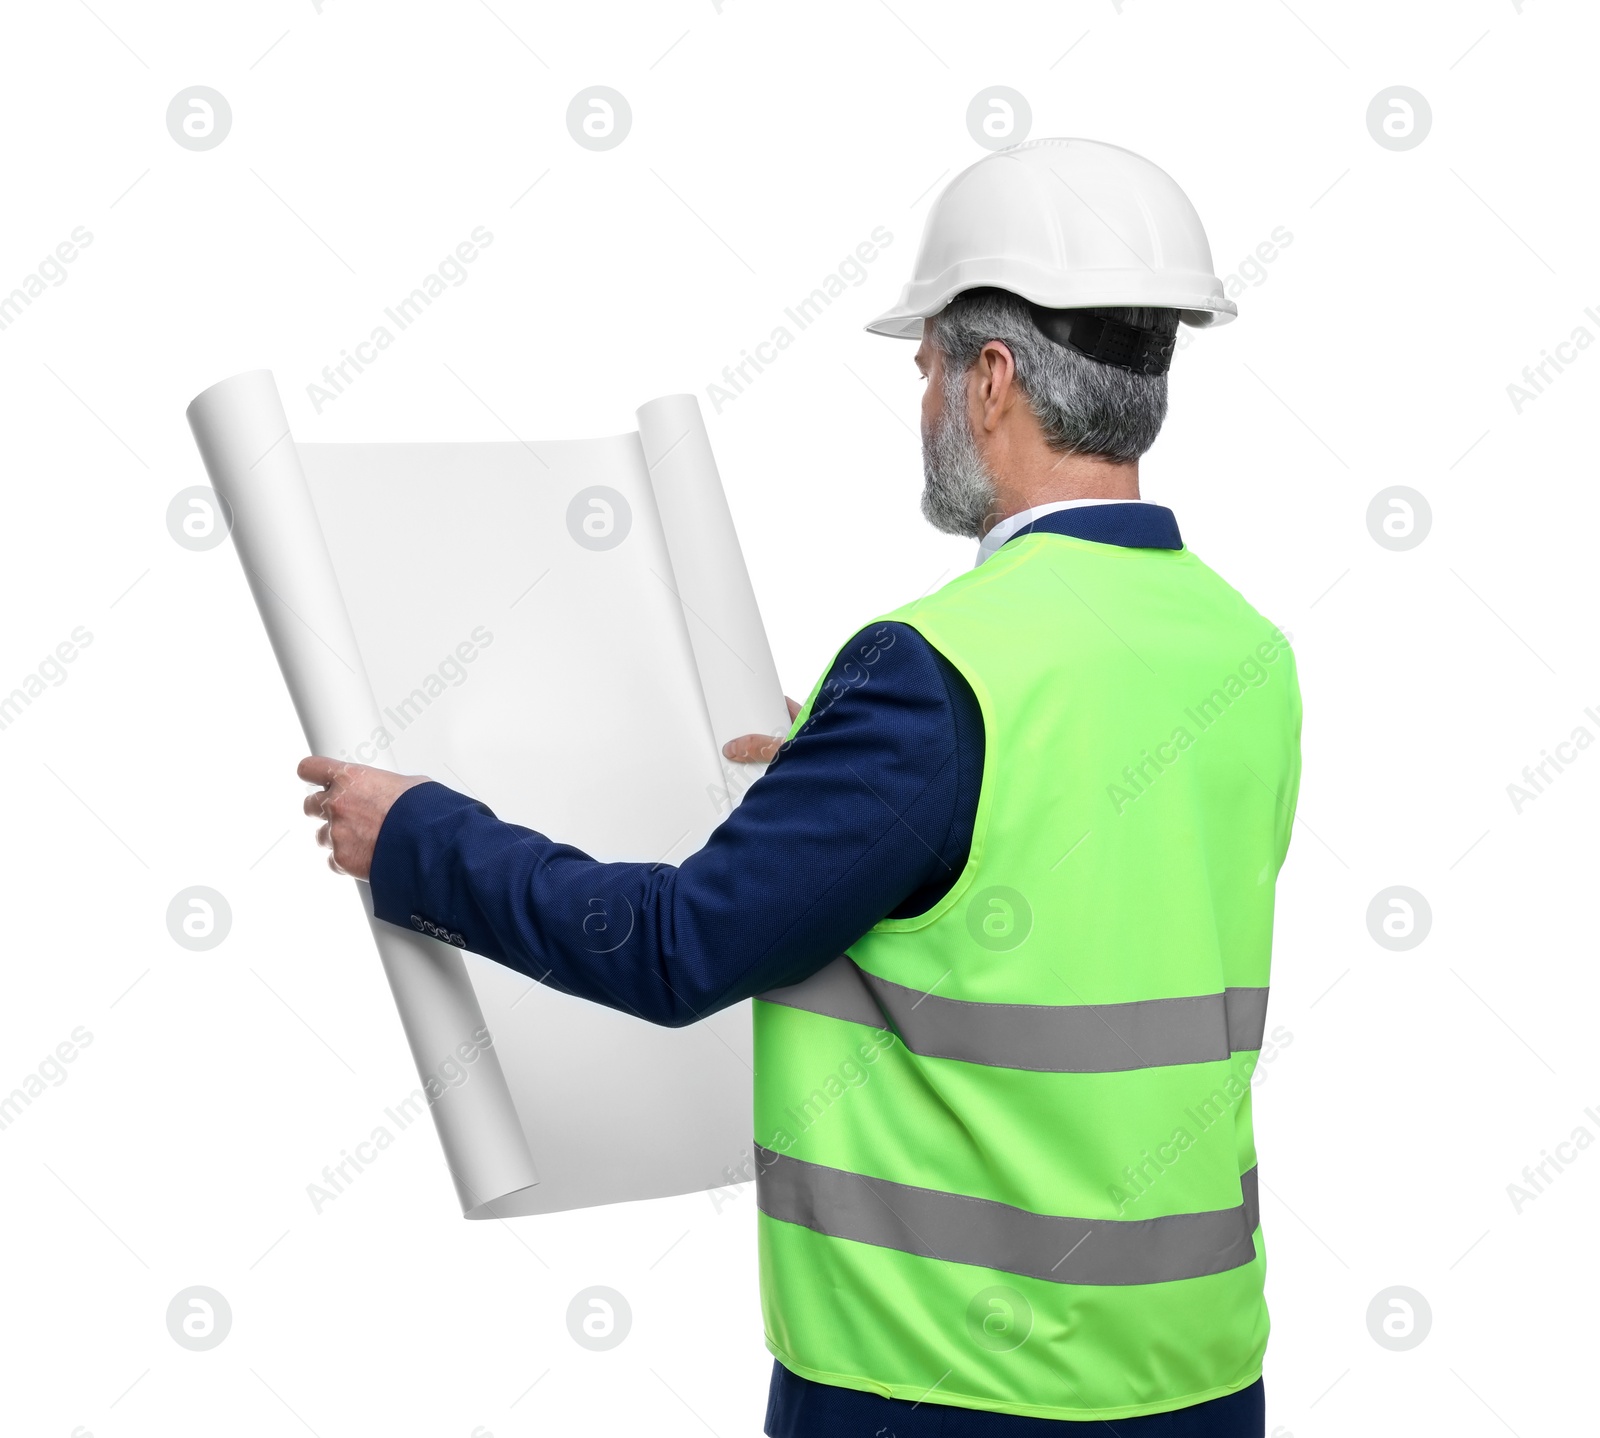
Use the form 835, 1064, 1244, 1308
301, 139, 1302, 1435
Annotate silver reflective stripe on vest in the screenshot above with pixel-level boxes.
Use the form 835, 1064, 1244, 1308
761, 956, 1269, 1073
756, 1145, 1259, 1286
1224, 986, 1270, 1056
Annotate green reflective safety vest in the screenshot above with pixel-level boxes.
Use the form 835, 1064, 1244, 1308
752, 530, 1302, 1423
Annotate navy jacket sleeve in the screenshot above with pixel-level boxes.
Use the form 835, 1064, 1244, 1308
367, 621, 983, 1027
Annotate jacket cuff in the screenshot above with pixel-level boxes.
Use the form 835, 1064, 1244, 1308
369, 780, 487, 943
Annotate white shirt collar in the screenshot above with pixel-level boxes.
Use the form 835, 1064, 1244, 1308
975, 498, 1154, 567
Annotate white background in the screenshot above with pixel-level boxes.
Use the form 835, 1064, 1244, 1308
1, 1, 1594, 1434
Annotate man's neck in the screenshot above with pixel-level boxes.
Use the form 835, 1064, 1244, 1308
982, 454, 1141, 538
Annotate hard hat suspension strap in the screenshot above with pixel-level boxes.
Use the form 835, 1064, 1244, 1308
1028, 306, 1177, 377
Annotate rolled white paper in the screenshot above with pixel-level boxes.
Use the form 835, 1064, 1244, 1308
186, 369, 540, 1217
637, 395, 793, 793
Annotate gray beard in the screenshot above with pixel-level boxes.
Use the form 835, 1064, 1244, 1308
920, 374, 1000, 539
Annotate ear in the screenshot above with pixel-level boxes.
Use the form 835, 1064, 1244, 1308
974, 339, 1017, 434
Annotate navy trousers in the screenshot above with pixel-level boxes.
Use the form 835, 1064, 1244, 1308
765, 1363, 1265, 1437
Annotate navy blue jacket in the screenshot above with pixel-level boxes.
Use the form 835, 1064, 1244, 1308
370, 502, 1264, 1436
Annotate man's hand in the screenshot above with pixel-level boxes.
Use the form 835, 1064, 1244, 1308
722, 697, 801, 765
298, 756, 429, 880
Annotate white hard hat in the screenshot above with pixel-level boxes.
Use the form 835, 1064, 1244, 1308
867, 137, 1236, 341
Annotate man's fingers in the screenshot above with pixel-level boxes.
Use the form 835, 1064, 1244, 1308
303, 790, 330, 818
721, 698, 802, 765
298, 755, 341, 786
315, 821, 331, 849
723, 733, 783, 764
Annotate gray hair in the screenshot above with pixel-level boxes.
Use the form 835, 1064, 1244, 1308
928, 288, 1178, 464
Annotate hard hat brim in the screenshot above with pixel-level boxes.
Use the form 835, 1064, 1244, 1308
870, 252, 1241, 340
866, 275, 1238, 339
